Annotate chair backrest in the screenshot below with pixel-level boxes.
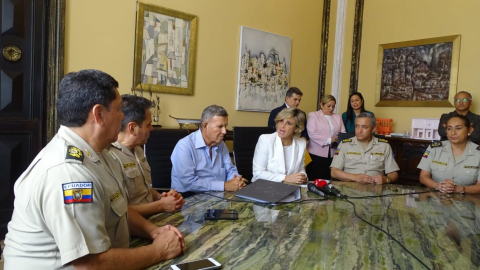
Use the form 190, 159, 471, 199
233, 126, 275, 183
144, 129, 190, 190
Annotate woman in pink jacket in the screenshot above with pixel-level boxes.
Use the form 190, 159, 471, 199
306, 95, 346, 180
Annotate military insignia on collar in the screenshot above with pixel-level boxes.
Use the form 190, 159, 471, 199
66, 146, 84, 162
378, 138, 389, 143
63, 182, 93, 204
342, 138, 352, 143
431, 141, 442, 148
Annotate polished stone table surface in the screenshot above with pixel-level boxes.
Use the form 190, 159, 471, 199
131, 182, 480, 270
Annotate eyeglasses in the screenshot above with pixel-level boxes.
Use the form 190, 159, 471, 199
455, 98, 471, 103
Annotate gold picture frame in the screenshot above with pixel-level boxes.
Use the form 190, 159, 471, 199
133, 2, 198, 95
375, 35, 461, 107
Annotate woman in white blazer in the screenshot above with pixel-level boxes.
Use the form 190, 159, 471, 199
307, 95, 346, 180
252, 107, 307, 184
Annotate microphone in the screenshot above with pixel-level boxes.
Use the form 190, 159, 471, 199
314, 179, 346, 198
307, 183, 327, 198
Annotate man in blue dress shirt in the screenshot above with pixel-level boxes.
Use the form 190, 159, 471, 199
171, 105, 248, 193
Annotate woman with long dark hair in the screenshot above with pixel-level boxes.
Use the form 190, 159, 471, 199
341, 92, 375, 133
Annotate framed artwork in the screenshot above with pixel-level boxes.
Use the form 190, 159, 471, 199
236, 26, 292, 112
133, 2, 197, 95
375, 35, 461, 107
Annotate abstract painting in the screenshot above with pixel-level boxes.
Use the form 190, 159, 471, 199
375, 35, 461, 107
236, 26, 292, 112
133, 2, 197, 95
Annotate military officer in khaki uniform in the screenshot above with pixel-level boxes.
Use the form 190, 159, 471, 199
109, 95, 184, 217
331, 112, 399, 184
3, 70, 184, 270
418, 115, 480, 194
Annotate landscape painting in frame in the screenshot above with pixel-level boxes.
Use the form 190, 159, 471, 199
375, 35, 461, 107
133, 2, 197, 95
236, 26, 292, 112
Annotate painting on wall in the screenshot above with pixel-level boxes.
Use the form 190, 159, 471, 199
375, 35, 461, 107
236, 26, 292, 112
133, 2, 197, 95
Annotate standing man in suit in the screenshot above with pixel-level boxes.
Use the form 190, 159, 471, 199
438, 91, 480, 144
268, 87, 309, 141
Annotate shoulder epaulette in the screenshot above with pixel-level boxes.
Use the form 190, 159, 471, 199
378, 138, 389, 143
431, 141, 443, 148
477, 146, 480, 151
66, 145, 84, 162
342, 138, 352, 143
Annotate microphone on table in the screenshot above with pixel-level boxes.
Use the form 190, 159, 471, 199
314, 179, 346, 198
307, 183, 327, 198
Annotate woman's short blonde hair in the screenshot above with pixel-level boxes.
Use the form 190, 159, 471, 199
320, 94, 336, 105
274, 107, 305, 137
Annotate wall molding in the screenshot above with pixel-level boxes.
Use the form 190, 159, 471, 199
317, 0, 331, 110
45, 0, 65, 142
348, 0, 365, 94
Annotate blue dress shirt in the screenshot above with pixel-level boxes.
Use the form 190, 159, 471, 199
171, 129, 238, 192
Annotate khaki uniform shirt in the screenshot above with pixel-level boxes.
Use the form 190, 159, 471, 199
417, 140, 480, 186
109, 142, 153, 204
3, 126, 130, 270
330, 137, 399, 176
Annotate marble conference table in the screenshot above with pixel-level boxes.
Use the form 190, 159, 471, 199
130, 182, 480, 270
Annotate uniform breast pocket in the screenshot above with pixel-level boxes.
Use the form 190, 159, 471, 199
464, 166, 479, 177
111, 195, 127, 217
431, 162, 447, 172
124, 167, 142, 193
370, 154, 385, 169
346, 154, 362, 167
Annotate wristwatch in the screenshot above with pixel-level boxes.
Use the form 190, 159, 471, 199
386, 177, 390, 184
461, 185, 466, 195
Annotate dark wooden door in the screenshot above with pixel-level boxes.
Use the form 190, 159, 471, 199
0, 0, 47, 239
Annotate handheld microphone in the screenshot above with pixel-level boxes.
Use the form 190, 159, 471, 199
307, 183, 327, 198
314, 179, 346, 198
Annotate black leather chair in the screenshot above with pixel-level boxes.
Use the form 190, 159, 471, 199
232, 126, 274, 183
144, 129, 190, 190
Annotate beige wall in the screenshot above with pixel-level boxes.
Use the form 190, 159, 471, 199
65, 0, 324, 128
339, 0, 480, 133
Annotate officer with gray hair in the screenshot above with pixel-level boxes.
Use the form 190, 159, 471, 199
171, 105, 248, 193
330, 112, 399, 184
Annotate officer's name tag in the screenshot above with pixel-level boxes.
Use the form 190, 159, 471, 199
110, 190, 122, 203
63, 182, 93, 204
432, 160, 447, 166
123, 162, 136, 169
346, 152, 361, 155
464, 166, 479, 169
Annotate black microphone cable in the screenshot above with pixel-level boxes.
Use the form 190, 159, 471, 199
344, 198, 432, 270
345, 190, 436, 199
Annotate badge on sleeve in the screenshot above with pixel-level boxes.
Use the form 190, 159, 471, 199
422, 150, 430, 158
63, 182, 93, 204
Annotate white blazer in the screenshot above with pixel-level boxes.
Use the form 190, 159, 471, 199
252, 132, 307, 182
